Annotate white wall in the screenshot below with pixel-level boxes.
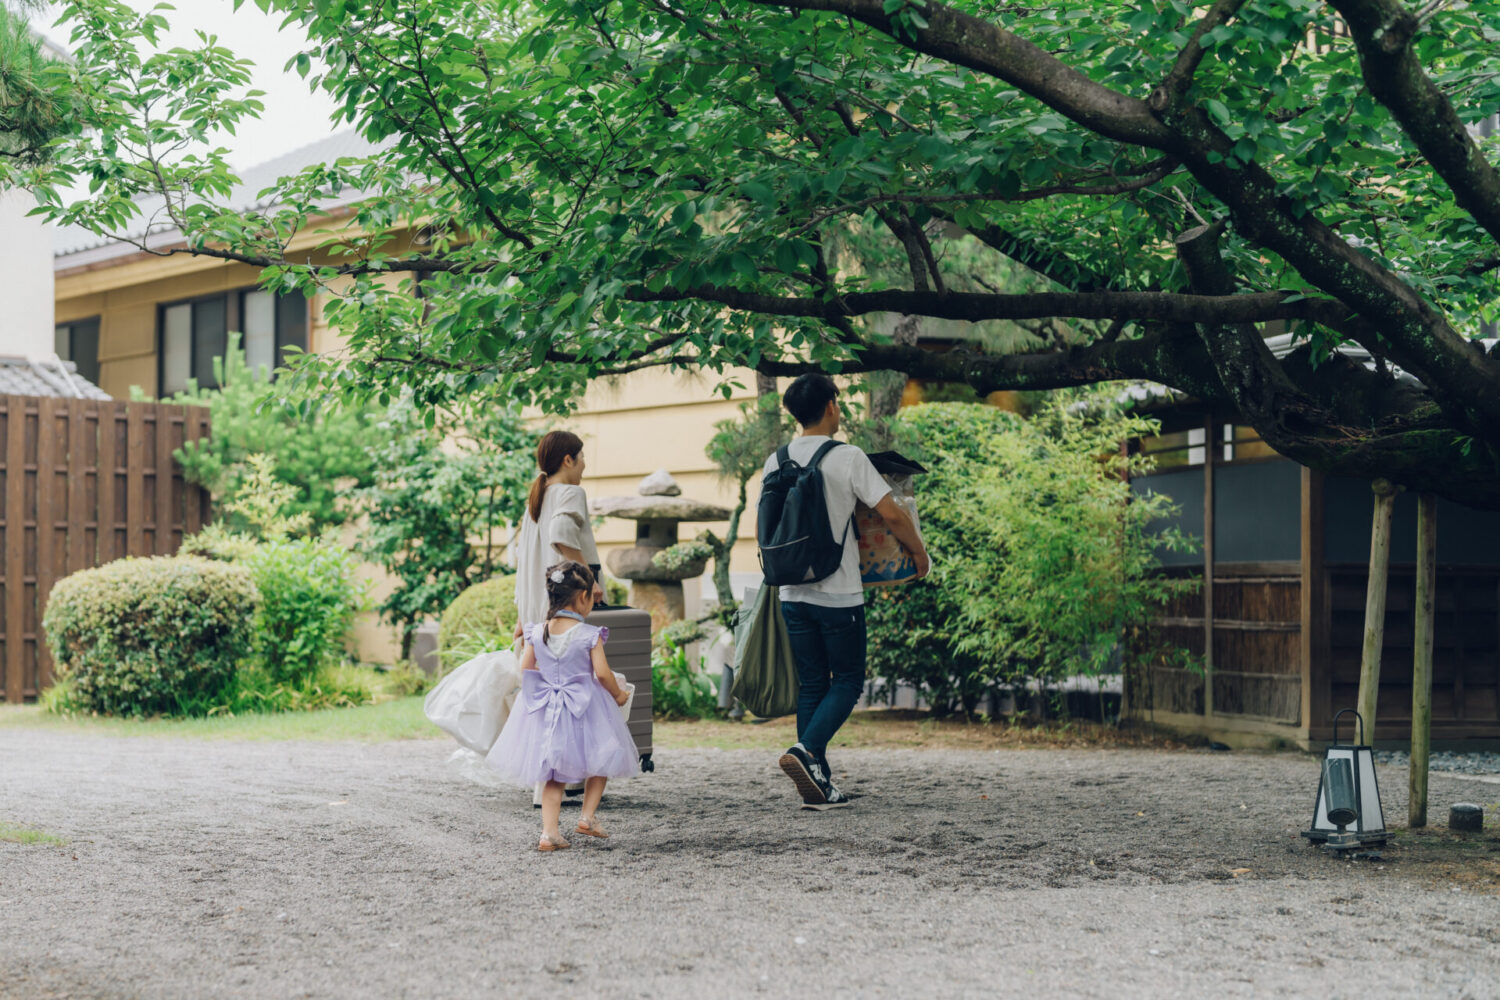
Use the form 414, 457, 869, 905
0, 189, 56, 356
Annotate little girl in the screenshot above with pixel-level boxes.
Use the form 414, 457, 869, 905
486, 561, 637, 851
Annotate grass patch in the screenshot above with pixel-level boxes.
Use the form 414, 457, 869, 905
0, 695, 433, 742
0, 822, 65, 846
1383, 825, 1500, 895
656, 710, 1197, 753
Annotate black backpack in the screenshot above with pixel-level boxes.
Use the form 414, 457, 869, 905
757, 441, 851, 586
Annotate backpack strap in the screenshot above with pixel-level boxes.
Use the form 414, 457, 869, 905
808, 440, 855, 546
807, 440, 842, 469
776, 444, 792, 469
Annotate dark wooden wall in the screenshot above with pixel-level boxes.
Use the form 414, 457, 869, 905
1324, 564, 1500, 742
0, 395, 211, 703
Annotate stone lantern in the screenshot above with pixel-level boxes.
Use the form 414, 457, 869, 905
590, 470, 730, 633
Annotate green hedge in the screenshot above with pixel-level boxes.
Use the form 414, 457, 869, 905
437, 574, 517, 671
865, 396, 1194, 716
244, 537, 362, 684
43, 556, 259, 716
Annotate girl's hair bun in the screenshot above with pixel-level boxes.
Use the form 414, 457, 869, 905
543, 560, 595, 619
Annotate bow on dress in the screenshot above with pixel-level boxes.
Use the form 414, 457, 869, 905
524, 668, 593, 765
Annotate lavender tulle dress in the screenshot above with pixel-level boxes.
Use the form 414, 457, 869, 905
485, 622, 638, 787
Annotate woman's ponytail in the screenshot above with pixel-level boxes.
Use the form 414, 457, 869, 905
526, 472, 549, 523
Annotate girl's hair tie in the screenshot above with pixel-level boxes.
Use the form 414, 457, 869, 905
550, 569, 566, 584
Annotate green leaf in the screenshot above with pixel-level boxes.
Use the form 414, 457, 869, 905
739, 181, 775, 210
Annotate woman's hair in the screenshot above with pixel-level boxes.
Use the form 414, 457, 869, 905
782, 373, 838, 427
527, 430, 585, 522
544, 560, 595, 619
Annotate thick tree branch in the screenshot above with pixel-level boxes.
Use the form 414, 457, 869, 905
624, 284, 1357, 328
1154, 97, 1500, 435
1326, 0, 1500, 248
751, 0, 1500, 436
791, 158, 1180, 235
746, 0, 1173, 148
1174, 223, 1331, 442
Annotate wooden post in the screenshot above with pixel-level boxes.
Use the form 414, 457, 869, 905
97, 402, 120, 565
4, 399, 26, 703
155, 407, 176, 554
125, 402, 146, 557
1355, 478, 1399, 744
1300, 467, 1329, 735
1202, 413, 1215, 718
1409, 493, 1437, 828
35, 399, 59, 690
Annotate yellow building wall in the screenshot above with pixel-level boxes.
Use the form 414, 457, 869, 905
54, 230, 781, 662
560, 367, 770, 589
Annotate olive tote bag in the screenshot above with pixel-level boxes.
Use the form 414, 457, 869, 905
730, 584, 799, 718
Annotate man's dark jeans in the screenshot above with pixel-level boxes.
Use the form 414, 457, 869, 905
780, 601, 866, 771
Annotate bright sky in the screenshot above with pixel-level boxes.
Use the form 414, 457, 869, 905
40, 0, 344, 171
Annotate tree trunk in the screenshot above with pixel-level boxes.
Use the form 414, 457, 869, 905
1409, 493, 1437, 828
869, 313, 921, 422
1355, 479, 1399, 744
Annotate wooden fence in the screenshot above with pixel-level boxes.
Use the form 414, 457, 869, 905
0, 395, 211, 703
1141, 562, 1303, 725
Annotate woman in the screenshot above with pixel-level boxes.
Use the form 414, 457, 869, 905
426, 430, 610, 758
513, 430, 605, 634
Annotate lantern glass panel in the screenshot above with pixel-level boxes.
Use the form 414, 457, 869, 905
1355, 747, 1385, 832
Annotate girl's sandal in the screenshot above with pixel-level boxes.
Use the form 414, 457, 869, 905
538, 832, 571, 852
575, 817, 610, 839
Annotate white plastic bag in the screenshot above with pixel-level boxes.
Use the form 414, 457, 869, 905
422, 646, 522, 754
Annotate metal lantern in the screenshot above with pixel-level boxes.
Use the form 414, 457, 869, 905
1302, 709, 1387, 852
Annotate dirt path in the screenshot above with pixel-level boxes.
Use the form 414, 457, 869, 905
2, 730, 1497, 999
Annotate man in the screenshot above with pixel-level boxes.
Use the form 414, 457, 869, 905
763, 373, 930, 808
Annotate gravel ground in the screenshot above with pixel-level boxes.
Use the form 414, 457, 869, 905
3, 730, 1499, 1000
1374, 749, 1500, 776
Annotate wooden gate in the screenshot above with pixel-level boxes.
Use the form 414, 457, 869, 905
0, 396, 211, 703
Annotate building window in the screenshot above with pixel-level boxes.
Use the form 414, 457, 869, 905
54, 317, 100, 385
1223, 424, 1279, 463
158, 289, 307, 394
1138, 427, 1206, 470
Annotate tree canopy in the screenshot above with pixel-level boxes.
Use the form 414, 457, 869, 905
15, 0, 1500, 503
0, 1, 74, 162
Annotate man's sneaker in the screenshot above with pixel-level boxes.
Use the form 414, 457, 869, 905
802, 783, 851, 811
778, 744, 826, 805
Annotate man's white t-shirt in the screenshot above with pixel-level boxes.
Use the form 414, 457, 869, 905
762, 436, 891, 608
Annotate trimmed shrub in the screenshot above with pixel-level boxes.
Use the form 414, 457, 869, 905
438, 574, 518, 671
43, 556, 259, 716
244, 537, 363, 684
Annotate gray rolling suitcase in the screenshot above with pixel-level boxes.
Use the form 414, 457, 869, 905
586, 605, 655, 772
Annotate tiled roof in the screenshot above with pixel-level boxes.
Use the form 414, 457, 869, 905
54, 129, 389, 263
0, 356, 111, 399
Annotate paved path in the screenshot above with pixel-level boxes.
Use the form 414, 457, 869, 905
2, 730, 1497, 999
